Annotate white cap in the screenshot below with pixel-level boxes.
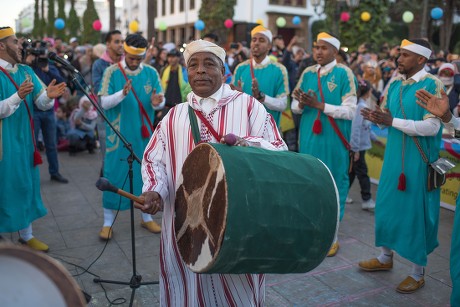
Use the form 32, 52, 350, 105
183, 40, 226, 65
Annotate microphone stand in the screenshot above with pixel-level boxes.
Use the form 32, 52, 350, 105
68, 70, 158, 306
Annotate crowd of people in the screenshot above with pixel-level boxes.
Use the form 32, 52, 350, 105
0, 23, 459, 306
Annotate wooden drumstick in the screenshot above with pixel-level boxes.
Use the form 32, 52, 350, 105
96, 177, 144, 209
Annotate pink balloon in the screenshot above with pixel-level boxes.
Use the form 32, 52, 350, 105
340, 12, 350, 22
92, 20, 102, 31
224, 19, 233, 29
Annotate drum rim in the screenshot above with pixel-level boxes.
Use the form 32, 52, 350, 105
0, 244, 86, 307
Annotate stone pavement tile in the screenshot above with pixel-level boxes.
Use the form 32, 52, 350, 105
339, 216, 375, 247
54, 212, 100, 232
117, 234, 161, 261
32, 212, 60, 234
49, 198, 98, 218
133, 256, 161, 282
430, 269, 452, 288
60, 226, 109, 249
316, 265, 385, 296
265, 286, 293, 306
325, 287, 425, 307
267, 274, 342, 305
88, 285, 160, 307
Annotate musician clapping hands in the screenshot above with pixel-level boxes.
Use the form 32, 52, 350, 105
292, 88, 325, 111
361, 107, 393, 127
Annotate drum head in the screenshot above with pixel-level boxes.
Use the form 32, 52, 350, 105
0, 244, 86, 307
175, 143, 228, 272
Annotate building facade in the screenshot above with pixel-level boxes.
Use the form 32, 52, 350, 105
121, 0, 317, 48
16, 0, 122, 38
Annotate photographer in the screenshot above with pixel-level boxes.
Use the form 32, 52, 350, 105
25, 41, 68, 183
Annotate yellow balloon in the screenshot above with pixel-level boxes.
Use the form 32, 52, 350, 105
361, 11, 371, 22
256, 19, 264, 26
129, 20, 139, 33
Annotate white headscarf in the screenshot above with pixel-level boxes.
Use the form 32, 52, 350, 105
183, 40, 226, 65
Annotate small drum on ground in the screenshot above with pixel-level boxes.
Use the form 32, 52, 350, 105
175, 143, 339, 274
0, 244, 86, 307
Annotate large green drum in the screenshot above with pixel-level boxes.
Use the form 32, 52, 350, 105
175, 143, 339, 274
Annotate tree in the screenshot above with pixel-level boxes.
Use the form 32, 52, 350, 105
56, 0, 66, 39
67, 0, 81, 38
147, 0, 157, 40
46, 0, 56, 37
109, 0, 116, 31
199, 0, 236, 45
32, 0, 42, 38
40, 0, 46, 38
332, 0, 391, 51
82, 0, 100, 44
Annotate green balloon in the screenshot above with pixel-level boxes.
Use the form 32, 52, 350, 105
159, 21, 167, 31
402, 11, 414, 23
276, 17, 286, 28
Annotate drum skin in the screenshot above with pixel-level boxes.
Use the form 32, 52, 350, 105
175, 143, 339, 274
0, 244, 86, 307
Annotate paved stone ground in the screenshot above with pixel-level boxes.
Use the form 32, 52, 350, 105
1, 149, 454, 306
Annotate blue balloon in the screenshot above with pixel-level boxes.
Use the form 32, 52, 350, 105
292, 16, 301, 25
54, 18, 65, 30
194, 20, 205, 31
431, 7, 443, 20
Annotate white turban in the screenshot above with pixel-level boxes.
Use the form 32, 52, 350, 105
251, 25, 273, 43
183, 40, 226, 65
400, 39, 432, 60
317, 32, 340, 50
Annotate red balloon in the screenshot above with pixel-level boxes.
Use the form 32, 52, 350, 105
340, 12, 350, 22
92, 20, 102, 31
224, 19, 233, 29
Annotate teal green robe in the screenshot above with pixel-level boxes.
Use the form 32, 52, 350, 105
99, 64, 163, 210
296, 64, 357, 220
232, 59, 289, 125
0, 64, 47, 232
375, 75, 443, 266
451, 196, 460, 306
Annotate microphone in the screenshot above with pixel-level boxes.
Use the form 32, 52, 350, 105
48, 52, 79, 74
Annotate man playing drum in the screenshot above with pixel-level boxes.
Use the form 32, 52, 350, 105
138, 40, 287, 306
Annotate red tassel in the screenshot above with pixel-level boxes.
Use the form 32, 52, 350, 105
313, 119, 322, 134
398, 172, 406, 191
141, 124, 150, 138
33, 150, 43, 166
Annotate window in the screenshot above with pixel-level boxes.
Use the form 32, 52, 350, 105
190, 0, 195, 10
171, 0, 175, 14
180, 0, 184, 12
162, 0, 166, 15
269, 0, 305, 6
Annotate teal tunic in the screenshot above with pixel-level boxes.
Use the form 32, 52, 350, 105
99, 64, 163, 210
296, 64, 357, 220
451, 196, 460, 306
375, 75, 443, 266
0, 64, 47, 232
232, 59, 289, 125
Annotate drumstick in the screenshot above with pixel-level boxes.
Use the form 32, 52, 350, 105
96, 177, 144, 209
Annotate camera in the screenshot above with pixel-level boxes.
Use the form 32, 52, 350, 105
230, 42, 238, 49
23, 40, 48, 57
23, 41, 49, 68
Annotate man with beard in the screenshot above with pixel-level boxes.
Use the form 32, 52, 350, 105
0, 27, 66, 251
291, 32, 357, 257
92, 30, 124, 177
138, 39, 287, 306
359, 38, 443, 294
98, 34, 164, 239
415, 86, 459, 306
232, 25, 289, 126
